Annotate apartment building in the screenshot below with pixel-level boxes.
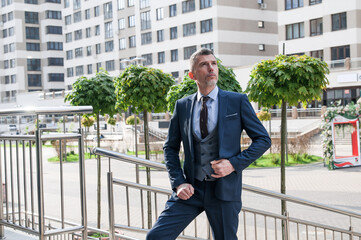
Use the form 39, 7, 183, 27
63, 0, 279, 89
0, 0, 65, 103
278, 0, 361, 107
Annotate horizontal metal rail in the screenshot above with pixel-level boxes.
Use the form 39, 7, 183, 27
0, 106, 93, 116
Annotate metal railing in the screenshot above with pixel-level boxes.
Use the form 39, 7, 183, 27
92, 147, 361, 240
0, 106, 92, 240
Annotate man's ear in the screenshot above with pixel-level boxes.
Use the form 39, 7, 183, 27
188, 71, 195, 80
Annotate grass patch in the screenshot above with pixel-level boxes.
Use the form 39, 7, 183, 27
47, 152, 96, 162
249, 153, 322, 168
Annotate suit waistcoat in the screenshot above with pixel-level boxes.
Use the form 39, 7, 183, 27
192, 126, 219, 181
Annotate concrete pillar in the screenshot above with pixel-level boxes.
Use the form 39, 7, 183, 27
292, 107, 298, 119
345, 57, 350, 70
122, 113, 126, 123
165, 112, 170, 120
321, 105, 327, 117
116, 113, 121, 122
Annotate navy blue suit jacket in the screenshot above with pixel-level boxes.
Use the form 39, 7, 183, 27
163, 89, 271, 201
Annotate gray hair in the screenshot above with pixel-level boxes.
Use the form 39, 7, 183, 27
189, 48, 215, 72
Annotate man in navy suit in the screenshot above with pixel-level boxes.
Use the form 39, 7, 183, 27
147, 48, 271, 240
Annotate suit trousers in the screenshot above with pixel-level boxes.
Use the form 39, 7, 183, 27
146, 179, 242, 240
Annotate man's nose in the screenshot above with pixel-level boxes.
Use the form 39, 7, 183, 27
208, 63, 214, 72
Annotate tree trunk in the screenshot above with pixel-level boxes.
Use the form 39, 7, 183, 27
143, 110, 152, 229
96, 113, 101, 229
281, 100, 287, 239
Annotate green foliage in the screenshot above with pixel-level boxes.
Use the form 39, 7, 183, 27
114, 64, 175, 113
107, 117, 116, 125
166, 58, 242, 113
257, 109, 271, 121
81, 116, 95, 127
48, 152, 95, 162
64, 70, 117, 117
249, 153, 321, 168
246, 54, 329, 107
125, 115, 140, 125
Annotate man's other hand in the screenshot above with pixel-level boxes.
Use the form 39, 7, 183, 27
176, 183, 194, 200
211, 159, 235, 178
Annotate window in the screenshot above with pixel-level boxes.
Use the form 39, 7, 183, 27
332, 12, 347, 31
128, 0, 134, 7
184, 46, 197, 60
128, 15, 135, 27
142, 53, 152, 65
310, 18, 322, 36
310, 50, 323, 60
310, 0, 321, 5
182, 0, 195, 13
105, 40, 114, 52
26, 27, 39, 40
183, 22, 196, 37
66, 33, 72, 42
171, 71, 179, 78
46, 10, 61, 19
86, 27, 91, 38
200, 0, 212, 9
171, 49, 178, 62
3, 45, 8, 53
140, 0, 150, 9
157, 30, 164, 42
27, 42, 40, 51
8, 12, 13, 21
169, 4, 177, 17
120, 59, 127, 70
74, 11, 81, 23
285, 0, 303, 10
87, 64, 92, 74
76, 65, 84, 76
105, 22, 113, 38
48, 57, 63, 66
94, 6, 100, 17
4, 60, 8, 69
65, 15, 72, 25
129, 35, 136, 48
67, 68, 74, 77
2, 29, 7, 38
140, 11, 151, 30
286, 22, 304, 40
141, 32, 152, 45
118, 18, 125, 30
8, 27, 14, 37
48, 73, 64, 82
201, 19, 212, 33
104, 2, 113, 20
96, 43, 101, 54
201, 43, 213, 52
27, 59, 41, 71
86, 46, 92, 56
158, 51, 165, 64
75, 47, 83, 58
64, 0, 69, 7
46, 26, 62, 34
156, 8, 164, 20
1, 14, 6, 23
25, 0, 38, 4
119, 38, 126, 49
10, 75, 16, 83
10, 59, 15, 68
95, 25, 100, 35
331, 45, 350, 60
106, 60, 115, 71
45, 0, 61, 3
66, 50, 73, 60
74, 29, 82, 40
4, 76, 9, 84
117, 0, 125, 9
47, 42, 63, 50
170, 27, 177, 39
96, 62, 102, 72
73, 0, 81, 10
25, 12, 39, 24
85, 9, 90, 19
28, 74, 42, 87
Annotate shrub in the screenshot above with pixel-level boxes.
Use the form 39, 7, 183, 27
107, 117, 116, 125
126, 115, 140, 125
81, 116, 95, 127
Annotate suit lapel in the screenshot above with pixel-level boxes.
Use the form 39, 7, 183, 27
187, 93, 197, 161
218, 89, 228, 153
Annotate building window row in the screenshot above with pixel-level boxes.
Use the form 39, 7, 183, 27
46, 10, 61, 20
48, 73, 64, 82
27, 42, 40, 51
4, 74, 16, 84
2, 12, 14, 23
48, 57, 64, 66
1, 0, 12, 7
47, 41, 63, 50
3, 42, 15, 53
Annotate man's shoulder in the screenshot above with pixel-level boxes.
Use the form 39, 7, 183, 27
219, 89, 246, 99
177, 93, 196, 104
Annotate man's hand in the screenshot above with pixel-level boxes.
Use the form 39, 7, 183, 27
211, 159, 235, 178
176, 183, 194, 200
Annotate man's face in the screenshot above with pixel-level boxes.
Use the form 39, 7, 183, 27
189, 54, 218, 88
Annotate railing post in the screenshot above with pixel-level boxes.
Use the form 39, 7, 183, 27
79, 127, 88, 240
108, 172, 115, 240
36, 125, 45, 240
0, 140, 4, 239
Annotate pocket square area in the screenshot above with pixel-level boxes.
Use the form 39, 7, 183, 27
226, 113, 238, 118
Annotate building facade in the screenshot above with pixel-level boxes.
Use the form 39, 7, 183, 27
278, 0, 361, 107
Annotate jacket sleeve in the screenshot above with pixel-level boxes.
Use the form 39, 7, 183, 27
163, 101, 186, 191
229, 94, 271, 172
